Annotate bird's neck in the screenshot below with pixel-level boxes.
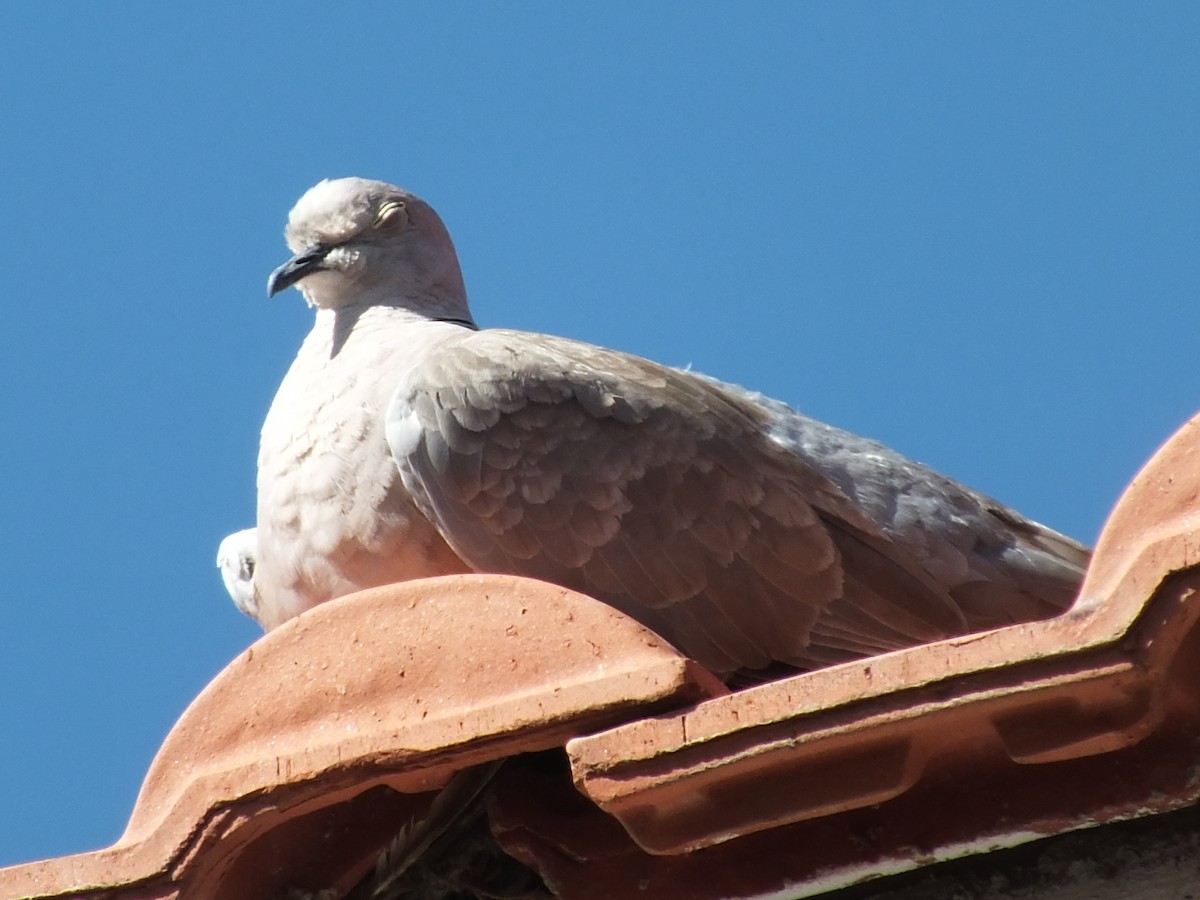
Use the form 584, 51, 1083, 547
309, 280, 474, 324
311, 304, 474, 359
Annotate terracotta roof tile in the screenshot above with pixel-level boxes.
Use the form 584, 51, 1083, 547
0, 576, 721, 898
6, 413, 1200, 898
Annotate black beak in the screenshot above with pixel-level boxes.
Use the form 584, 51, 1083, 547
267, 246, 329, 297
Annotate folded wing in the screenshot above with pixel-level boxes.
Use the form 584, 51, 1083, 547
386, 329, 967, 675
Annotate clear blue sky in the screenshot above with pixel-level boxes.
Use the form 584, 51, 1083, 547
1, 2, 1197, 868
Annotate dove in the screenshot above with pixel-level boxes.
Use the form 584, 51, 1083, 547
255, 177, 1088, 676
216, 527, 260, 621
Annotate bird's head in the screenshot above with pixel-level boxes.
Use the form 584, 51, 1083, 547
216, 527, 261, 624
267, 177, 472, 322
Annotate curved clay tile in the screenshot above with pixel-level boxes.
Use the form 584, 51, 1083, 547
549, 412, 1200, 894
7, 413, 1200, 898
0, 575, 723, 899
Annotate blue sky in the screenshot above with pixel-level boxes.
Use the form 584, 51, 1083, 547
1, 2, 1197, 868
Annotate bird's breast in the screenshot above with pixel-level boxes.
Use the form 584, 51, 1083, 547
254, 312, 468, 628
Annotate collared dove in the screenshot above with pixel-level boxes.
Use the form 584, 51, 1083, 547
255, 177, 1089, 677
216, 527, 259, 620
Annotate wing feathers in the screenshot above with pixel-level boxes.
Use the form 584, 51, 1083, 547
387, 329, 968, 676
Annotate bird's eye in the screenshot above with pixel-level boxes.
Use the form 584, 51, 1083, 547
373, 200, 409, 232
